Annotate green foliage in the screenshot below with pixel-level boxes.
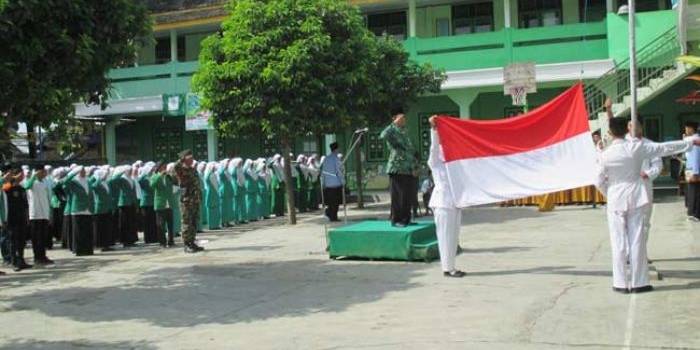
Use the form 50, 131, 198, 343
0, 0, 152, 128
193, 0, 444, 141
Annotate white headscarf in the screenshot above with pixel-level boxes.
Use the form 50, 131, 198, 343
205, 162, 219, 188
243, 159, 258, 180
219, 158, 232, 180
306, 155, 320, 181
256, 159, 271, 186
296, 154, 310, 178
230, 158, 245, 186
271, 154, 285, 182
196, 162, 206, 175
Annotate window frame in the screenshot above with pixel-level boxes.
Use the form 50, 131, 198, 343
452, 1, 495, 35
517, 0, 563, 28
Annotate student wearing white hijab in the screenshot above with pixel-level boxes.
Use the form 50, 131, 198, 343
243, 159, 259, 221
61, 166, 94, 256
270, 155, 286, 217
230, 158, 246, 224
295, 155, 309, 212
204, 162, 221, 229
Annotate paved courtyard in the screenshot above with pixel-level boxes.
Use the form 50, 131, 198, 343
0, 194, 698, 350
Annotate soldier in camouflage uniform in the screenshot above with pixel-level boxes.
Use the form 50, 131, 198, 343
380, 107, 417, 227
174, 150, 204, 253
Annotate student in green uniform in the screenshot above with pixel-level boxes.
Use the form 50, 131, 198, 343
89, 167, 114, 252
151, 162, 175, 247
306, 155, 321, 211
138, 163, 158, 244
218, 159, 234, 227
49, 168, 67, 249
61, 166, 94, 256
204, 162, 221, 229
230, 158, 246, 224
270, 155, 286, 217
109, 166, 138, 246
295, 154, 309, 213
169, 163, 182, 237
256, 159, 272, 219
242, 159, 258, 221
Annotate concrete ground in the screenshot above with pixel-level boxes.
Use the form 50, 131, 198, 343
0, 195, 698, 350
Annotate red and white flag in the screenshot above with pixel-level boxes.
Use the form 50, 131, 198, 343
435, 83, 598, 207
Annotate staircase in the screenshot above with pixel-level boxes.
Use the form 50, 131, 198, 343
585, 27, 695, 134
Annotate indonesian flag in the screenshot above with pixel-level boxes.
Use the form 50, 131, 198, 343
435, 83, 598, 207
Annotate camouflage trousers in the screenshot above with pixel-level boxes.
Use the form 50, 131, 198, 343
181, 202, 199, 245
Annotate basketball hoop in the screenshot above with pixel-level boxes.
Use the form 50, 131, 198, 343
509, 86, 527, 106
504, 62, 536, 108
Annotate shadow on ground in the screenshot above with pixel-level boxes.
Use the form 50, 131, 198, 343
3, 259, 429, 328
0, 338, 157, 350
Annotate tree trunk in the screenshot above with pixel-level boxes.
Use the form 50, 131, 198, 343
354, 136, 364, 209
282, 139, 297, 225
26, 122, 36, 159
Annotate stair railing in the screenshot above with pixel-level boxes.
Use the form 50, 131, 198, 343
584, 26, 681, 120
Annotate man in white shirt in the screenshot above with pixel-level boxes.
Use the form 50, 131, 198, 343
428, 116, 465, 278
23, 165, 54, 266
321, 142, 345, 222
625, 120, 662, 262
596, 117, 699, 294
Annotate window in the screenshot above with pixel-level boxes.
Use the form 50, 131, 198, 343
579, 0, 607, 22
453, 2, 495, 35
436, 18, 451, 37
154, 36, 186, 64
367, 11, 407, 40
518, 0, 562, 28
155, 37, 170, 64
618, 0, 669, 12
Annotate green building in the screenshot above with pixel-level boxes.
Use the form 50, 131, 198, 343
75, 0, 700, 186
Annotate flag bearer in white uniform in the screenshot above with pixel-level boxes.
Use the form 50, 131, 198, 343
596, 118, 699, 294
624, 120, 662, 261
427, 116, 465, 278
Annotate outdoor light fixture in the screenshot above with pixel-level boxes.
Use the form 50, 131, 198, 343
617, 5, 629, 15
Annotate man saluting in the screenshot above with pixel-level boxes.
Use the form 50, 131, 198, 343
174, 150, 204, 253
596, 117, 700, 294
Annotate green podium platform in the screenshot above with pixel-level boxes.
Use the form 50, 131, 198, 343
328, 220, 439, 262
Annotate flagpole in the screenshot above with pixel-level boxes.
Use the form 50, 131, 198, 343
628, 0, 638, 136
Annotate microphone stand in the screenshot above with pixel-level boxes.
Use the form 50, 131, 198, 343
341, 129, 368, 224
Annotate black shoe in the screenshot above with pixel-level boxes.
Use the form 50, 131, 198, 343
167, 241, 176, 248
19, 262, 33, 270
191, 243, 204, 252
12, 265, 22, 272
35, 258, 54, 266
184, 244, 201, 254
101, 247, 115, 252
443, 270, 466, 278
0, 270, 5, 275
612, 287, 630, 294
630, 285, 653, 294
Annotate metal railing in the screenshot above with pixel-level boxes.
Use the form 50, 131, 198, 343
584, 26, 681, 120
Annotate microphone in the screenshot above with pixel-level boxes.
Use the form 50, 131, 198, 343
354, 127, 369, 134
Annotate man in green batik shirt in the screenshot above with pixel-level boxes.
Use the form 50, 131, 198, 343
380, 107, 417, 227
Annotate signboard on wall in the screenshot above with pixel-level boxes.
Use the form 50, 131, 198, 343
185, 93, 213, 131
162, 94, 185, 117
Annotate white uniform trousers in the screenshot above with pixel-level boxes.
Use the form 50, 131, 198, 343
433, 207, 461, 272
607, 205, 650, 289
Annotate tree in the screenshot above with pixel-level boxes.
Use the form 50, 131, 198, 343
0, 0, 151, 158
193, 0, 444, 224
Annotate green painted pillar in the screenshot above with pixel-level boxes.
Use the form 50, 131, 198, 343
408, 0, 417, 37
106, 117, 118, 165
207, 128, 218, 161
445, 89, 478, 119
